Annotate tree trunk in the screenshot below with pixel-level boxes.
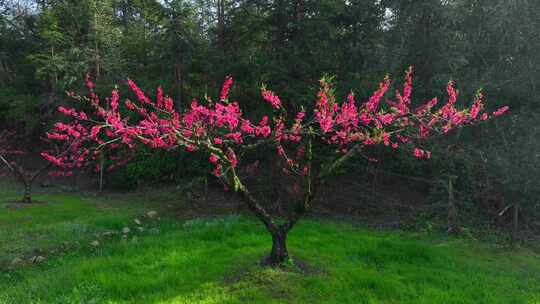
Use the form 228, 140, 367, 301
99, 153, 104, 193
447, 175, 460, 234
22, 182, 32, 204
265, 227, 289, 266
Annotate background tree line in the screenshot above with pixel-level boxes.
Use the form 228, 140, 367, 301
1, 0, 540, 234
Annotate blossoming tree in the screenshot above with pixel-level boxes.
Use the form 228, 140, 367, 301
44, 70, 508, 265
0, 131, 79, 204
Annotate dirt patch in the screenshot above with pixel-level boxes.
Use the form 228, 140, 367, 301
284, 257, 324, 276
5, 200, 48, 209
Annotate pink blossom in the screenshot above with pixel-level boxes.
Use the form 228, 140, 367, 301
90, 126, 101, 139
256, 126, 271, 138
212, 165, 222, 177
85, 73, 95, 90
261, 89, 281, 109
359, 113, 372, 125
165, 97, 174, 112
366, 77, 390, 113
318, 91, 328, 108
347, 93, 355, 104
277, 145, 285, 156
493, 106, 509, 117
127, 79, 150, 104
470, 99, 482, 119
46, 132, 68, 140
377, 113, 394, 125
413, 148, 431, 159
382, 133, 390, 146
58, 106, 76, 117
41, 152, 63, 167
111, 89, 119, 112
220, 76, 233, 101
419, 125, 430, 138
363, 138, 376, 145
125, 100, 135, 110
45, 68, 507, 197
258, 116, 269, 126
227, 149, 238, 167
447, 81, 458, 105
225, 132, 243, 144
319, 116, 333, 133
241, 120, 255, 134
156, 86, 164, 109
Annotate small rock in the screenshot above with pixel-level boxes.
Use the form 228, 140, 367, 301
10, 257, 23, 265
149, 228, 160, 234
90, 240, 100, 247
122, 227, 131, 234
146, 210, 158, 219
134, 218, 142, 225
29, 255, 46, 264
101, 231, 115, 237
136, 227, 144, 232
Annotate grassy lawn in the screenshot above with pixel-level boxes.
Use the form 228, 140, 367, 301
1, 186, 540, 303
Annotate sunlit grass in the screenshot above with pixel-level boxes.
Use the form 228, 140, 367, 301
1, 189, 539, 303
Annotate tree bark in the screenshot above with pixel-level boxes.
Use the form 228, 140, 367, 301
231, 138, 319, 267
265, 226, 289, 266
22, 182, 32, 204
235, 178, 292, 266
447, 175, 460, 234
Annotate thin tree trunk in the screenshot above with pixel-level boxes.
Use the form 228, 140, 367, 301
447, 175, 460, 234
22, 182, 32, 204
175, 54, 183, 110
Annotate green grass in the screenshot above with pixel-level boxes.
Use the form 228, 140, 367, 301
1, 187, 540, 303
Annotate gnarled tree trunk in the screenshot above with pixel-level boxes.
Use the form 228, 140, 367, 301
265, 226, 289, 266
